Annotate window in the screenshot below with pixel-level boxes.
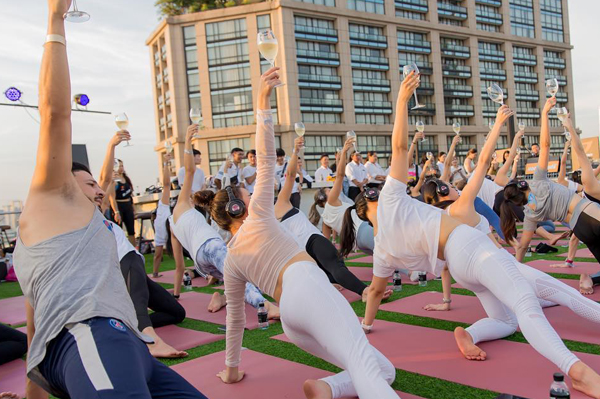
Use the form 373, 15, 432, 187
257, 14, 271, 31
302, 113, 342, 123
295, 0, 335, 5
206, 18, 247, 43
304, 135, 343, 173
348, 0, 385, 14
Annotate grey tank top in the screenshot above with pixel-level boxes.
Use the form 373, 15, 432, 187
13, 209, 149, 390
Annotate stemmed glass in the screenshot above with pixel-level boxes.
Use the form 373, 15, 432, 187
426, 152, 434, 162
346, 131, 358, 154
416, 120, 427, 143
402, 63, 425, 110
115, 113, 131, 147
452, 121, 461, 143
295, 122, 305, 150
258, 30, 284, 88
189, 108, 202, 138
546, 78, 559, 98
486, 83, 504, 106
64, 0, 90, 23
556, 107, 570, 137
113, 159, 122, 183
518, 121, 526, 152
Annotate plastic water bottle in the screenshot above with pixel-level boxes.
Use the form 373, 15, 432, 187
550, 373, 570, 398
393, 270, 402, 292
183, 272, 192, 291
257, 302, 269, 330
418, 271, 427, 287
525, 247, 532, 257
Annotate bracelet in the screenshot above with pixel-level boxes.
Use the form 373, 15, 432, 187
361, 320, 373, 332
442, 298, 452, 304
184, 149, 193, 155
45, 34, 66, 46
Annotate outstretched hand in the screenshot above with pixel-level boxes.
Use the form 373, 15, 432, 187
562, 112, 574, 131
258, 67, 282, 98
399, 71, 419, 104
293, 136, 304, 153
542, 97, 557, 115
186, 124, 198, 144
494, 105, 514, 126
342, 137, 355, 159
49, 0, 72, 16
110, 130, 131, 148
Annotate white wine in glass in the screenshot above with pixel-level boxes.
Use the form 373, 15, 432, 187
546, 78, 559, 97
557, 107, 569, 136
402, 63, 425, 110
416, 120, 427, 143
346, 130, 358, 154
518, 121, 525, 131
64, 0, 90, 23
426, 152, 434, 161
258, 30, 284, 88
452, 122, 461, 143
189, 108, 202, 138
486, 84, 504, 105
115, 113, 131, 147
295, 122, 305, 149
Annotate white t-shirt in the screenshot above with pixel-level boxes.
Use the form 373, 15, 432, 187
177, 166, 205, 194
281, 209, 323, 249
365, 161, 386, 184
314, 166, 333, 183
274, 163, 285, 181
217, 163, 243, 186
437, 161, 445, 176
242, 165, 257, 194
154, 202, 171, 247
373, 175, 444, 279
322, 201, 363, 235
345, 161, 368, 187
567, 180, 581, 195
281, 169, 313, 194
172, 208, 221, 261
109, 221, 143, 262
470, 175, 503, 209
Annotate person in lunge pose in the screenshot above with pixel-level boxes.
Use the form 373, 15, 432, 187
172, 124, 278, 317
354, 72, 600, 398
13, 2, 207, 397
213, 68, 398, 399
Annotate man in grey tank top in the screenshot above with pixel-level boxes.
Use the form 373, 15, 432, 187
13, 1, 208, 398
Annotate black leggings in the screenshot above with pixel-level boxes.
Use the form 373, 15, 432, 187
118, 200, 136, 236
120, 251, 186, 331
0, 323, 27, 365
305, 234, 367, 296
572, 210, 600, 285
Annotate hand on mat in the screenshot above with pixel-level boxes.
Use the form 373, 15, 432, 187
424, 302, 450, 311
217, 369, 245, 384
0, 392, 19, 399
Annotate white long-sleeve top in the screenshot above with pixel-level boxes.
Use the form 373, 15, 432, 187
223, 110, 303, 368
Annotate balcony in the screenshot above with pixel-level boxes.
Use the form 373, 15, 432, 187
351, 54, 390, 70
555, 92, 568, 101
296, 49, 340, 66
441, 44, 471, 59
544, 56, 566, 69
409, 103, 436, 116
349, 31, 388, 49
354, 100, 393, 108
417, 82, 435, 95
353, 77, 391, 92
212, 103, 253, 114
515, 89, 540, 101
210, 78, 251, 90
300, 98, 343, 107
475, 0, 501, 6
479, 68, 507, 80
442, 64, 472, 78
294, 25, 338, 43
299, 74, 341, 84
397, 38, 432, 54
478, 48, 505, 62
207, 54, 249, 67
395, 0, 428, 13
437, 2, 468, 20
444, 84, 473, 97
514, 71, 538, 83
555, 75, 567, 85
512, 53, 537, 66
517, 107, 540, 115
482, 105, 498, 113
476, 11, 503, 25
445, 104, 475, 117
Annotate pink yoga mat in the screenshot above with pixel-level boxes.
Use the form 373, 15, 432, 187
149, 270, 211, 288
0, 296, 26, 326
558, 248, 595, 259
172, 349, 421, 399
0, 359, 26, 398
346, 255, 373, 264
178, 291, 273, 329
155, 325, 223, 351
523, 259, 599, 275
381, 292, 600, 345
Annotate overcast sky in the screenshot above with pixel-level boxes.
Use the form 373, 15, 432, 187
0, 0, 598, 205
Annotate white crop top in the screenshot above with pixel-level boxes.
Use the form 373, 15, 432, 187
172, 208, 221, 260
322, 201, 363, 235
280, 209, 323, 249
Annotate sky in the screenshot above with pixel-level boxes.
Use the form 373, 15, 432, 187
0, 0, 599, 205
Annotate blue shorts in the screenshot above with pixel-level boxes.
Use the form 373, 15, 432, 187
39, 317, 207, 399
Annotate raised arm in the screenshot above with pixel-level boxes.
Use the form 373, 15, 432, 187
557, 139, 570, 187
441, 135, 461, 182
390, 71, 419, 183
327, 138, 354, 207
275, 137, 303, 215
453, 106, 513, 224
173, 126, 197, 221
411, 159, 431, 195
563, 113, 600, 198
496, 129, 524, 186
99, 130, 131, 192
509, 155, 519, 180
407, 132, 424, 168
160, 154, 172, 206
538, 97, 557, 170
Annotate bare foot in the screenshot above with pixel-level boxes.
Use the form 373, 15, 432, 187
148, 339, 188, 359
569, 361, 600, 399
580, 274, 594, 295
303, 379, 333, 399
549, 230, 570, 246
264, 302, 280, 320
207, 275, 220, 285
454, 327, 487, 361
208, 292, 227, 312
332, 283, 344, 291
549, 263, 572, 268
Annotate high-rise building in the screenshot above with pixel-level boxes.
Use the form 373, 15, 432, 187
146, 0, 574, 177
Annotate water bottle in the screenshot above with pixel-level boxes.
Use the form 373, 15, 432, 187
418, 271, 427, 287
392, 270, 402, 292
525, 247, 532, 258
183, 272, 192, 291
257, 302, 269, 330
550, 373, 570, 398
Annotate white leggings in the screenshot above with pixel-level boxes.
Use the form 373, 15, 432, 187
280, 261, 398, 399
445, 225, 582, 375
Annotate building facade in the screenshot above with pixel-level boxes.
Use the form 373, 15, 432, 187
146, 0, 574, 177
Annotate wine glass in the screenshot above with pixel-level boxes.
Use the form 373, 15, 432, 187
295, 122, 305, 149
346, 131, 358, 154
564, 131, 571, 142
487, 83, 504, 106
546, 78, 559, 98
114, 113, 131, 147
518, 121, 525, 131
416, 120, 427, 143
452, 121, 461, 144
64, 0, 90, 23
556, 107, 569, 136
113, 159, 122, 183
189, 108, 202, 138
258, 30, 284, 88
402, 63, 425, 110
426, 152, 434, 161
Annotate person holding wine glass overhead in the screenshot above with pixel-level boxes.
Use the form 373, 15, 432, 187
114, 159, 136, 246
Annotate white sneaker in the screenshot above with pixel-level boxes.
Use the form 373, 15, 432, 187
410, 271, 420, 282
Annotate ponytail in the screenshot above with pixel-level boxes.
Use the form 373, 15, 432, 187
500, 201, 518, 243
339, 205, 357, 258
308, 189, 327, 226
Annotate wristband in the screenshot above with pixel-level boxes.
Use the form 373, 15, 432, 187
442, 298, 452, 304
565, 259, 574, 267
184, 149, 193, 155
45, 34, 66, 46
361, 320, 373, 333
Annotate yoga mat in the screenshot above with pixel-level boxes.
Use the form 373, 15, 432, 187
381, 292, 600, 345
155, 325, 223, 351
178, 291, 273, 329
171, 349, 421, 399
346, 255, 373, 264
558, 248, 595, 259
277, 320, 599, 399
0, 296, 26, 326
0, 359, 26, 398
346, 266, 435, 284
523, 260, 599, 275
149, 270, 211, 288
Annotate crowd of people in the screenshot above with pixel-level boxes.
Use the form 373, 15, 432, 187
3, 1, 600, 398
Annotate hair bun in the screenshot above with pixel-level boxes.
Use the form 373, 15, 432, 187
194, 190, 216, 209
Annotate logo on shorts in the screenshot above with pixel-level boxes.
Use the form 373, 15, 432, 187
103, 220, 114, 232
109, 319, 127, 332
